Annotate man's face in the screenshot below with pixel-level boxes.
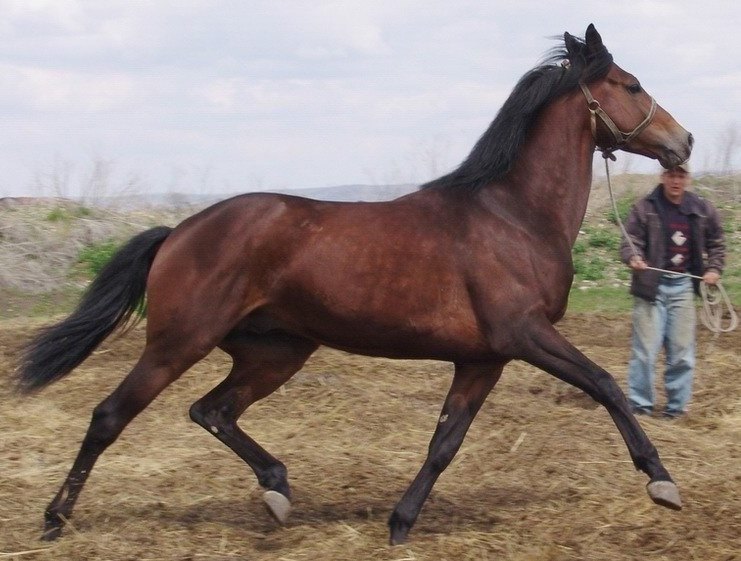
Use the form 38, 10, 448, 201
661, 169, 690, 204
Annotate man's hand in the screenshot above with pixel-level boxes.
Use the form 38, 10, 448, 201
628, 255, 648, 271
703, 270, 721, 285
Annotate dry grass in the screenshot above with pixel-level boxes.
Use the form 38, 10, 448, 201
1, 313, 739, 560
0, 200, 195, 294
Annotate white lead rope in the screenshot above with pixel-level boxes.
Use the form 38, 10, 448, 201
603, 156, 738, 334
699, 282, 738, 334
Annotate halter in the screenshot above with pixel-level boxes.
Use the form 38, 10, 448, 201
580, 82, 657, 160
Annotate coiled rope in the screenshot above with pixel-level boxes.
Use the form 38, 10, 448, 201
602, 156, 737, 334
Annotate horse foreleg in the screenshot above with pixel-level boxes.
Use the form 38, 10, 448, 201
189, 333, 317, 525
388, 362, 504, 545
519, 320, 681, 510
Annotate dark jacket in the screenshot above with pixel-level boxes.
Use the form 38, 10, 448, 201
620, 185, 725, 302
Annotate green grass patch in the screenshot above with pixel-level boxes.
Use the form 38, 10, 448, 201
78, 240, 120, 277
585, 227, 620, 250
573, 255, 606, 281
45, 205, 93, 223
567, 285, 633, 313
605, 191, 637, 225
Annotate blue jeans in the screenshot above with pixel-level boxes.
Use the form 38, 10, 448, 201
627, 275, 696, 415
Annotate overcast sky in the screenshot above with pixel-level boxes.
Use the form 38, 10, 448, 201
1, 0, 739, 198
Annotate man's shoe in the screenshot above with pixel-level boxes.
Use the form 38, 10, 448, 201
662, 410, 687, 420
631, 407, 653, 416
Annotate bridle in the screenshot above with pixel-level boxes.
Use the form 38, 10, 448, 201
579, 82, 657, 160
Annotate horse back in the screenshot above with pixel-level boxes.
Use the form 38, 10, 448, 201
145, 190, 567, 361
142, 193, 474, 356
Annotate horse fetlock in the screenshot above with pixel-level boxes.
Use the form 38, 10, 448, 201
257, 464, 290, 496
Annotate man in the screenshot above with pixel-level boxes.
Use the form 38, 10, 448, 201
620, 163, 725, 418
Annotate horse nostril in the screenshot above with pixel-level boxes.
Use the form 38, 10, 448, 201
687, 133, 695, 148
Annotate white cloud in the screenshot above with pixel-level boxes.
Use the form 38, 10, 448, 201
0, 1, 739, 197
0, 64, 136, 111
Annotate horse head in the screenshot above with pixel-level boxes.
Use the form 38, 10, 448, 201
570, 24, 693, 168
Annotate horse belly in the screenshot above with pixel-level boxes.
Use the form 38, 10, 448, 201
260, 279, 490, 361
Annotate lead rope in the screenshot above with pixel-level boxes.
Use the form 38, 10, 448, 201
602, 155, 738, 334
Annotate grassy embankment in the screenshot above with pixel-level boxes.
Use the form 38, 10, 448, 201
1, 173, 738, 319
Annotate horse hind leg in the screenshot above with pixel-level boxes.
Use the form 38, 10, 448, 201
188, 332, 318, 525
42, 342, 208, 541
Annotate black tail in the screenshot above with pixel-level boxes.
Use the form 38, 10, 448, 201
16, 226, 173, 394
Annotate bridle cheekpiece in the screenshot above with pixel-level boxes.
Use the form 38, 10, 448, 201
579, 82, 657, 160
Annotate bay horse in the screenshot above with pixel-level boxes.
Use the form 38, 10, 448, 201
16, 24, 692, 545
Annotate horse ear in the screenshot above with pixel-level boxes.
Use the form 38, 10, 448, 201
585, 24, 604, 55
563, 32, 579, 57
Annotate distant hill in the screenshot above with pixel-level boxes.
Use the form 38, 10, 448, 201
89, 183, 420, 208
271, 183, 419, 202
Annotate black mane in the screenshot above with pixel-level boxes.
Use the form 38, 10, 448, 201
422, 30, 613, 192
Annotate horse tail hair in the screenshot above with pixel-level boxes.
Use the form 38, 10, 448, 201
15, 226, 173, 394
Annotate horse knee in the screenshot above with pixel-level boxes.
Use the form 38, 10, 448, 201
593, 371, 626, 405
428, 440, 460, 474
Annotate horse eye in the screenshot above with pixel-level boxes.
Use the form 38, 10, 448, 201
627, 83, 642, 94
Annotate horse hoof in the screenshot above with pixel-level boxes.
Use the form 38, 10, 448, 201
40, 529, 61, 542
647, 480, 682, 511
389, 535, 407, 546
389, 528, 410, 547
388, 512, 411, 545
41, 514, 64, 542
263, 490, 292, 525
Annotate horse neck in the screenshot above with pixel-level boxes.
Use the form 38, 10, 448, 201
494, 93, 595, 246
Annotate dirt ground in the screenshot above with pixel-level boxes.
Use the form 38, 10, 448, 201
1, 313, 739, 561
